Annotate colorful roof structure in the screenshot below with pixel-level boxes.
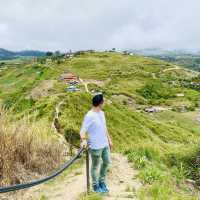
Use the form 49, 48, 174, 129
60, 73, 78, 82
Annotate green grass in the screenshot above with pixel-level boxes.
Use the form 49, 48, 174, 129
1, 52, 200, 199
77, 193, 103, 200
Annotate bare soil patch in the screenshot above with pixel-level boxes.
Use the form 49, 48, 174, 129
112, 94, 136, 107
28, 80, 56, 100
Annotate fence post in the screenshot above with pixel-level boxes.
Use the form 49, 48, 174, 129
86, 149, 90, 194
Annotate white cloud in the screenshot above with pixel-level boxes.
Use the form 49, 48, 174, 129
0, 0, 199, 51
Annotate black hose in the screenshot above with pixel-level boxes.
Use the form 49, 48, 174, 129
0, 147, 84, 193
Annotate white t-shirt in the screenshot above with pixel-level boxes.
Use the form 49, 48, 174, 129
80, 110, 109, 149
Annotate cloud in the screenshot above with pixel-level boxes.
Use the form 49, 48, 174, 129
0, 0, 199, 51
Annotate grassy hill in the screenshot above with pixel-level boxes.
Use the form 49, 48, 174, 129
1, 52, 200, 199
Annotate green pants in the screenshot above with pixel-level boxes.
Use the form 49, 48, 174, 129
89, 146, 111, 186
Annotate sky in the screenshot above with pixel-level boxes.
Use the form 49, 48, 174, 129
0, 0, 199, 51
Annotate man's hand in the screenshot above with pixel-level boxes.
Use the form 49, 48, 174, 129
80, 139, 87, 148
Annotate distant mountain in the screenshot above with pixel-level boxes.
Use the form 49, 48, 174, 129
0, 48, 46, 59
129, 48, 171, 56
0, 48, 15, 59
16, 50, 46, 57
129, 48, 200, 56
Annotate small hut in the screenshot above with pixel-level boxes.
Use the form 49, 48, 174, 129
59, 73, 78, 83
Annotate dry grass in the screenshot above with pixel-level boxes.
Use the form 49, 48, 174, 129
0, 109, 64, 186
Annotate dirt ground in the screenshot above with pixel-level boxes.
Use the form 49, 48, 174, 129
112, 94, 136, 107
0, 153, 142, 200
27, 80, 56, 100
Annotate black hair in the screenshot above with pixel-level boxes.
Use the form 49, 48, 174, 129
92, 94, 104, 107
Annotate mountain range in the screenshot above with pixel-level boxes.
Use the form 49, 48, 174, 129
0, 48, 46, 59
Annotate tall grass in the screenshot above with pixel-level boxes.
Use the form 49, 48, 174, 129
0, 109, 64, 186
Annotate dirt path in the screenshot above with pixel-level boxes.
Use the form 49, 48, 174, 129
162, 65, 200, 78
162, 65, 180, 72
1, 153, 141, 200
152, 73, 156, 79
105, 153, 142, 200
51, 100, 64, 132
0, 164, 86, 200
78, 78, 110, 94
79, 78, 90, 93
51, 100, 69, 150
30, 166, 86, 200
0, 153, 141, 200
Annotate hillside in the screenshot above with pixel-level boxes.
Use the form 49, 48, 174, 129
154, 54, 200, 72
1, 52, 200, 199
129, 48, 200, 72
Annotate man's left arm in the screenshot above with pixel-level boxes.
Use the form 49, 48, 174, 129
106, 127, 113, 150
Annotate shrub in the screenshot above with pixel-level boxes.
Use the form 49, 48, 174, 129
171, 163, 189, 184
137, 80, 177, 103
139, 166, 164, 184
126, 151, 148, 169
0, 109, 64, 186
124, 146, 161, 169
64, 128, 80, 147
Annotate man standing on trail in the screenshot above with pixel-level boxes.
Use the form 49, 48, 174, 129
80, 94, 113, 193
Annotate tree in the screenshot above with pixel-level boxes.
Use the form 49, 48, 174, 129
54, 51, 61, 57
46, 52, 53, 57
37, 57, 46, 64
0, 62, 5, 67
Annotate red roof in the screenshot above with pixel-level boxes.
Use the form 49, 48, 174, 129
60, 73, 78, 81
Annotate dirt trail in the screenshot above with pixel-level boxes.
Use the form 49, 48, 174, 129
105, 153, 142, 200
0, 165, 86, 200
79, 78, 110, 94
79, 78, 90, 93
163, 65, 180, 72
162, 65, 200, 79
51, 100, 64, 132
51, 100, 69, 151
152, 73, 156, 79
1, 153, 141, 200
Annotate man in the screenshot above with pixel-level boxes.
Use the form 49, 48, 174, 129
80, 94, 113, 193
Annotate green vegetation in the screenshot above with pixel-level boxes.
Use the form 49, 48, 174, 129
78, 193, 103, 200
152, 53, 200, 72
137, 79, 178, 104
1, 52, 200, 199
